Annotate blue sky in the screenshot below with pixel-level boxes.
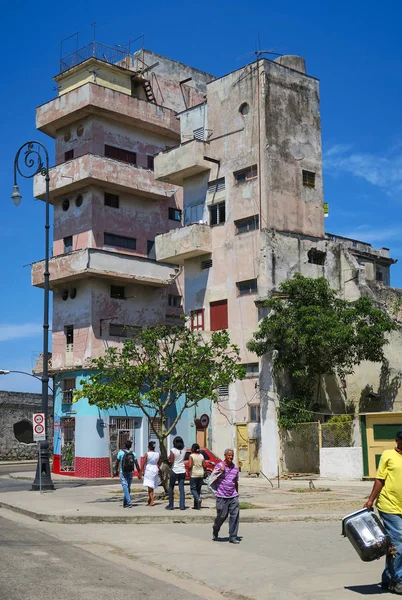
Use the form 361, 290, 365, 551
1, 0, 401, 392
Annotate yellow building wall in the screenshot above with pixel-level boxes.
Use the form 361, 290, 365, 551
57, 60, 132, 97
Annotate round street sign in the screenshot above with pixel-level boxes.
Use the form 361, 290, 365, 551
199, 414, 210, 429
34, 414, 44, 424
34, 424, 44, 435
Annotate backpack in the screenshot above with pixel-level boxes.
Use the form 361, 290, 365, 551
122, 450, 135, 472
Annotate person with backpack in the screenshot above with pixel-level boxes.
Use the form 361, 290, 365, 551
114, 440, 141, 508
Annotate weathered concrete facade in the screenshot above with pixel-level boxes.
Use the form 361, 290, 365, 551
154, 55, 401, 477
33, 43, 215, 476
0, 391, 53, 460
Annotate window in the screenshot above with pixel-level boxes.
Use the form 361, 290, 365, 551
207, 178, 225, 195
376, 269, 383, 282
218, 385, 229, 397
239, 102, 249, 116
249, 405, 261, 423
147, 240, 155, 257
184, 202, 204, 225
235, 215, 259, 234
237, 279, 258, 296
168, 294, 182, 308
308, 248, 326, 266
75, 194, 83, 207
65, 325, 74, 347
193, 127, 205, 140
61, 289, 68, 301
302, 170, 316, 188
147, 155, 155, 171
70, 288, 77, 299
210, 300, 228, 331
64, 149, 74, 161
234, 165, 258, 184
209, 202, 226, 226
244, 363, 259, 377
201, 259, 213, 270
110, 285, 125, 299
62, 378, 76, 404
62, 199, 70, 212
63, 236, 73, 253
109, 323, 128, 337
191, 308, 204, 331
104, 192, 120, 209
104, 232, 136, 250
168, 207, 182, 222
105, 144, 137, 165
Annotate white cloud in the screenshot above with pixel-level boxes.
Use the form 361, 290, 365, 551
323, 144, 402, 194
0, 323, 42, 342
337, 225, 401, 244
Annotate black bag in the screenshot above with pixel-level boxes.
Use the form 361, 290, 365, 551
122, 450, 135, 472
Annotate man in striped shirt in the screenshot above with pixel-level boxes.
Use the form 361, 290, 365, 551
212, 448, 240, 544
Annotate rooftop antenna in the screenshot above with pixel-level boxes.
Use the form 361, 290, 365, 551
91, 22, 96, 42
237, 34, 283, 61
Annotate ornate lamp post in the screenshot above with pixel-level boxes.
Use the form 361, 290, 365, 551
12, 141, 54, 491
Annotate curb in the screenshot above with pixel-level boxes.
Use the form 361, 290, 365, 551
0, 501, 343, 525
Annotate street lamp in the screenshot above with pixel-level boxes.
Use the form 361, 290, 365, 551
0, 370, 53, 391
12, 141, 54, 491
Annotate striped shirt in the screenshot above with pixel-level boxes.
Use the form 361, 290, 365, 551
212, 461, 239, 498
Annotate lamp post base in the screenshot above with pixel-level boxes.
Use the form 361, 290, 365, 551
32, 440, 55, 491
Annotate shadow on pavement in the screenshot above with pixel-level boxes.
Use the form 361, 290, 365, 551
344, 583, 387, 595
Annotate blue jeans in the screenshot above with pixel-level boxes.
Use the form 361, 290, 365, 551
168, 471, 186, 509
190, 477, 203, 508
379, 511, 402, 584
120, 471, 133, 507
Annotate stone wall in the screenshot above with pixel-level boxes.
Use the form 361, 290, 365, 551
0, 391, 53, 461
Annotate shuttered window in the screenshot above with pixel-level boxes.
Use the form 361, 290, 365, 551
235, 215, 259, 234
104, 233, 136, 250
210, 300, 228, 331
105, 145, 137, 166
209, 202, 225, 226
207, 178, 225, 195
191, 309, 204, 331
104, 192, 120, 208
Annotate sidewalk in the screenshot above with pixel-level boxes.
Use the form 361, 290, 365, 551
0, 472, 372, 524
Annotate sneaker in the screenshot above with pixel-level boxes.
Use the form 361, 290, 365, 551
124, 504, 133, 509
212, 532, 218, 541
394, 582, 402, 595
229, 538, 240, 544
165, 505, 174, 510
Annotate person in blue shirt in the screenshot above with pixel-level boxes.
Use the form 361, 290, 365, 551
114, 440, 141, 508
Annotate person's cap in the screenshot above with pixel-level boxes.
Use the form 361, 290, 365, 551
396, 430, 402, 440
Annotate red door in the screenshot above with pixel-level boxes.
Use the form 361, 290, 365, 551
210, 300, 228, 331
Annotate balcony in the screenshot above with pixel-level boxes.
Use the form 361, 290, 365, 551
155, 223, 211, 265
34, 154, 175, 202
31, 248, 179, 288
154, 140, 218, 185
36, 83, 180, 140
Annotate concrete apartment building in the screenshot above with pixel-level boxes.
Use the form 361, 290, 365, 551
153, 55, 401, 477
31, 43, 214, 476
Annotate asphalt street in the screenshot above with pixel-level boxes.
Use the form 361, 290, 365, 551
0, 515, 203, 600
0, 464, 32, 493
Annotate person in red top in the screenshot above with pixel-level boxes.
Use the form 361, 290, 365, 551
211, 448, 240, 544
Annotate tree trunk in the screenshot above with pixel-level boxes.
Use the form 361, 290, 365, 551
158, 438, 170, 494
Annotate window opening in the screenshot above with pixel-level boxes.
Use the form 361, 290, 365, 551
239, 103, 249, 116
168, 207, 182, 222
75, 194, 83, 207
191, 309, 204, 331
111, 285, 125, 299
70, 288, 77, 299
244, 363, 259, 376
376, 269, 383, 282
201, 259, 213, 270
207, 178, 225, 196
63, 236, 73, 253
104, 232, 136, 250
168, 295, 182, 308
249, 405, 261, 423
234, 165, 257, 184
193, 127, 205, 140
308, 248, 326, 266
104, 192, 120, 208
147, 155, 155, 171
209, 202, 226, 226
237, 279, 258, 296
105, 145, 137, 166
218, 385, 229, 397
302, 170, 316, 188
64, 149, 74, 161
62, 199, 70, 212
235, 215, 259, 234
62, 378, 76, 404
61, 289, 69, 301
65, 325, 74, 347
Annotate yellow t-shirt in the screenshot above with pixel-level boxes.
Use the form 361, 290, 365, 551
376, 449, 402, 514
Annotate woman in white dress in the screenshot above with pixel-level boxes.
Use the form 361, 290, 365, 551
141, 441, 161, 506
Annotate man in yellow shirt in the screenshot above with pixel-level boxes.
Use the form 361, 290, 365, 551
365, 431, 402, 593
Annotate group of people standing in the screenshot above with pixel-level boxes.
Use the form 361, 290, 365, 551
115, 437, 240, 544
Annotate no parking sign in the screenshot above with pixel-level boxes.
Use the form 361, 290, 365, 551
33, 413, 46, 441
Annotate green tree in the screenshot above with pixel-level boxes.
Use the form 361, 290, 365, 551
248, 274, 397, 424
75, 323, 245, 489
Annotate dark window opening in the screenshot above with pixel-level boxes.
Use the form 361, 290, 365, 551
14, 420, 34, 444
65, 325, 74, 346
209, 202, 226, 226
376, 270, 383, 282
70, 288, 77, 299
168, 207, 182, 222
234, 165, 258, 184
210, 300, 228, 331
147, 240, 155, 258
201, 259, 213, 270
63, 236, 73, 253
244, 363, 259, 376
109, 323, 131, 337
75, 194, 83, 207
104, 232, 136, 250
303, 170, 316, 188
111, 285, 125, 299
235, 215, 259, 234
249, 405, 261, 423
168, 294, 182, 308
104, 192, 120, 209
61, 289, 69, 301
62, 199, 70, 212
237, 279, 258, 296
62, 378, 76, 404
105, 144, 137, 165
64, 149, 74, 162
239, 102, 249, 116
191, 309, 204, 331
308, 248, 326, 266
147, 155, 155, 171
